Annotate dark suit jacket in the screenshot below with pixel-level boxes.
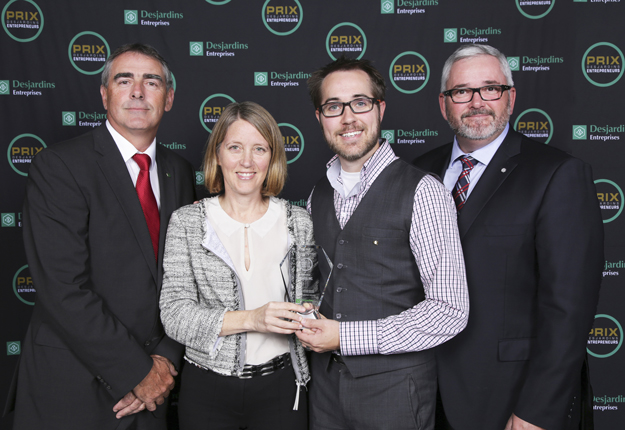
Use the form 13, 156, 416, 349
9, 126, 196, 429
414, 129, 603, 430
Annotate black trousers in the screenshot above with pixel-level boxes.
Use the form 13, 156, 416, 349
178, 361, 308, 430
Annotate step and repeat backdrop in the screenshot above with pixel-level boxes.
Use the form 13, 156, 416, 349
1, 0, 623, 428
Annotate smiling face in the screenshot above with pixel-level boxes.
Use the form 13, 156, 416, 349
217, 119, 272, 199
316, 70, 386, 171
100, 52, 174, 151
440, 55, 516, 153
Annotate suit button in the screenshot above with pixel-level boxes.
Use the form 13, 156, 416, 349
144, 340, 151, 346
336, 287, 342, 293
339, 240, 345, 245
337, 263, 343, 269
336, 313, 342, 319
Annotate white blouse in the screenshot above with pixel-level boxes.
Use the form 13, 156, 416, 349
206, 197, 290, 365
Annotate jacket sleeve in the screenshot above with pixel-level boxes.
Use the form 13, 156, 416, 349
159, 209, 230, 358
514, 157, 603, 429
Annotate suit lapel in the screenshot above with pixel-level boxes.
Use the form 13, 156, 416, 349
457, 130, 522, 237
93, 126, 158, 281
155, 145, 176, 283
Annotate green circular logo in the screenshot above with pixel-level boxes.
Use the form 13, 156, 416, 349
279, 123, 305, 164
389, 51, 430, 94
2, 0, 44, 42
199, 94, 236, 133
13, 265, 35, 306
594, 179, 623, 224
68, 31, 110, 75
205, 0, 231, 4
587, 314, 623, 358
582, 42, 624, 87
326, 22, 367, 61
513, 108, 554, 144
262, 0, 303, 36
7, 133, 46, 176
515, 0, 555, 19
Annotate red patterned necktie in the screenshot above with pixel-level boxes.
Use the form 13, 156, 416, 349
132, 153, 160, 259
453, 155, 476, 212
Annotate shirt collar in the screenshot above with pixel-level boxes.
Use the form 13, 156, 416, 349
450, 122, 509, 167
325, 139, 397, 196
106, 120, 157, 162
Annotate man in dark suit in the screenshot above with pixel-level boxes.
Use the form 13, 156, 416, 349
414, 44, 603, 430
8, 43, 196, 429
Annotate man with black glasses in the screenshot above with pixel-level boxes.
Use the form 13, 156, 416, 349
296, 57, 469, 430
415, 44, 603, 430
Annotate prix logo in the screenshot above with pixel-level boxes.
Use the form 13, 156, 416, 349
254, 72, 268, 86
62, 111, 76, 126
124, 10, 138, 25
444, 28, 457, 43
190, 42, 203, 56
573, 125, 587, 140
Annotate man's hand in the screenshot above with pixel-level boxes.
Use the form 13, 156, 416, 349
113, 391, 145, 418
131, 355, 178, 412
504, 413, 545, 430
295, 318, 340, 353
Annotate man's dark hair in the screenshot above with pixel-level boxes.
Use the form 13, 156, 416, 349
307, 56, 386, 109
101, 43, 173, 91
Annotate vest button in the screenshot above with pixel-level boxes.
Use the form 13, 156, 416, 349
339, 240, 345, 245
337, 263, 343, 269
336, 313, 342, 319
336, 287, 342, 293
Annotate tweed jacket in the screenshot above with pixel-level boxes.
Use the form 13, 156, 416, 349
160, 197, 318, 385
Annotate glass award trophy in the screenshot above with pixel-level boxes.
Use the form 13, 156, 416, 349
279, 244, 333, 320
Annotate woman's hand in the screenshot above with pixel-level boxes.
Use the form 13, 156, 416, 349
220, 302, 307, 336
248, 302, 307, 334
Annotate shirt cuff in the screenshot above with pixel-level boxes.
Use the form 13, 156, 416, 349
339, 320, 379, 356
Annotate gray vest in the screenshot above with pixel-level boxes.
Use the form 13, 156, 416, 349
311, 159, 434, 377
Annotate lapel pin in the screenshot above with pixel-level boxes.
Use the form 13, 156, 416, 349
373, 240, 379, 245
501, 168, 507, 173
166, 172, 171, 177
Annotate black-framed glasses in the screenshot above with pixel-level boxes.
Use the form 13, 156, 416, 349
442, 85, 512, 104
318, 97, 382, 118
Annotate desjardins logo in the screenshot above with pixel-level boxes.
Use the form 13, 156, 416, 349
2, 213, 16, 227
6, 341, 20, 356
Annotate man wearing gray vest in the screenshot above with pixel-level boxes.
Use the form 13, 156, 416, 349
296, 57, 469, 430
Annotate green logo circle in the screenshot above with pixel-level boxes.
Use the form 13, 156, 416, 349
326, 22, 367, 61
7, 133, 46, 176
68, 31, 110, 75
389, 52, 430, 94
594, 179, 624, 223
513, 108, 554, 144
205, 0, 231, 4
279, 123, 305, 164
515, 0, 555, 19
581, 42, 624, 87
13, 265, 34, 306
199, 94, 236, 133
2, 0, 44, 42
262, 0, 303, 36
587, 314, 623, 358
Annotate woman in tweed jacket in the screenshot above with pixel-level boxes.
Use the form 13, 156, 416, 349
160, 102, 318, 430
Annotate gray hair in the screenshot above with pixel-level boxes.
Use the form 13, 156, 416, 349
101, 43, 173, 92
440, 44, 514, 92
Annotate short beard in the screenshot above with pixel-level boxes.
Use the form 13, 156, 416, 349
446, 98, 510, 141
322, 118, 381, 162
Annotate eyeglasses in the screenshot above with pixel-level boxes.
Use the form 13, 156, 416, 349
318, 97, 382, 118
442, 85, 512, 104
